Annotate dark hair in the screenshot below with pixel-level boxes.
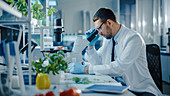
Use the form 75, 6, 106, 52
93, 8, 117, 23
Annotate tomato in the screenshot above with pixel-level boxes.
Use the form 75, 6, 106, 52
45, 91, 55, 96
35, 94, 44, 96
57, 47, 63, 49
59, 87, 81, 96
36, 73, 51, 90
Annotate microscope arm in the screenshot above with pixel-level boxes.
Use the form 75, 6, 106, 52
67, 37, 89, 63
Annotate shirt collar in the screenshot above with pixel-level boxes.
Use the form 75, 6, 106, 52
113, 24, 122, 43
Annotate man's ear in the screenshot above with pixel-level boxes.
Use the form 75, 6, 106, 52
107, 19, 113, 26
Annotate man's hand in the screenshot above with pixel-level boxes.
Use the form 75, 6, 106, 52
86, 29, 100, 47
67, 62, 87, 74
84, 65, 89, 73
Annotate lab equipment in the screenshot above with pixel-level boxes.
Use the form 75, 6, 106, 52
68, 62, 87, 74
20, 39, 38, 54
166, 28, 170, 52
0, 41, 25, 95
86, 29, 99, 42
67, 29, 100, 63
67, 36, 89, 63
54, 18, 64, 42
86, 29, 100, 47
40, 18, 64, 51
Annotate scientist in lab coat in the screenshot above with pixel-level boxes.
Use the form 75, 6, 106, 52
68, 8, 162, 96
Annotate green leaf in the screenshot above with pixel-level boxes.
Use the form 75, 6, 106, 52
56, 66, 60, 70
32, 68, 35, 72
45, 54, 49, 57
20, 0, 25, 3
72, 77, 80, 83
51, 8, 57, 12
35, 1, 38, 4
54, 56, 59, 61
57, 51, 65, 58
41, 17, 45, 20
38, 4, 43, 9
49, 59, 54, 64
64, 69, 66, 73
10, 4, 14, 7
47, 7, 51, 10
46, 68, 50, 74
6, 0, 14, 3
56, 71, 59, 74
35, 5, 39, 11
39, 58, 42, 63
48, 11, 52, 16
55, 70, 59, 74
42, 57, 47, 62
31, 61, 34, 64
82, 77, 91, 84
52, 71, 55, 75
32, 4, 35, 9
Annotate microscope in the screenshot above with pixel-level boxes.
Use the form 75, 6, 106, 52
54, 18, 64, 42
40, 18, 64, 52
67, 36, 89, 63
66, 29, 99, 64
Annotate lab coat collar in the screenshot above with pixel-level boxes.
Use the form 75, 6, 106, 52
113, 24, 123, 44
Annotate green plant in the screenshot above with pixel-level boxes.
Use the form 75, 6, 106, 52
32, 50, 68, 75
47, 7, 57, 16
32, 0, 45, 20
6, 0, 28, 16
6, 0, 57, 20
72, 77, 92, 84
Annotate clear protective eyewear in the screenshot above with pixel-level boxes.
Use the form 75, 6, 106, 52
96, 19, 108, 32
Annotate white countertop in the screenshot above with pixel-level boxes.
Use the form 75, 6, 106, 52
12, 73, 135, 96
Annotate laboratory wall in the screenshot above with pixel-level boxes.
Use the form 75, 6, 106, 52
121, 0, 162, 45
162, 0, 170, 48
53, 0, 117, 35
136, 0, 154, 44
47, 0, 170, 47
119, 0, 170, 47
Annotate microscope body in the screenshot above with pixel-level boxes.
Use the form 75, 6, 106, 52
66, 36, 89, 64
66, 29, 98, 63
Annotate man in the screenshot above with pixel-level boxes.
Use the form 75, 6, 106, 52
68, 8, 162, 96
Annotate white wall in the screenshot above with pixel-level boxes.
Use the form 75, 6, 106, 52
136, 0, 154, 44
162, 0, 170, 47
135, 0, 170, 46
54, 0, 117, 34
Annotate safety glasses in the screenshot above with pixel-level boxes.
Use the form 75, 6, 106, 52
96, 19, 108, 32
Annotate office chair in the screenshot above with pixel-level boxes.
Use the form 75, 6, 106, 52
146, 44, 163, 93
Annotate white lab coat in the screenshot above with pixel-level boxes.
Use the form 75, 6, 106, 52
85, 25, 162, 96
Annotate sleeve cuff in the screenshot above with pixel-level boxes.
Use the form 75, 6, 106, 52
86, 48, 95, 55
89, 64, 95, 75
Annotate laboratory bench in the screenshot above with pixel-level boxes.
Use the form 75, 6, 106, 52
160, 51, 170, 84
12, 73, 135, 96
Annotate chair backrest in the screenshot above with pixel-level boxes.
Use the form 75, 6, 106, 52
146, 44, 163, 93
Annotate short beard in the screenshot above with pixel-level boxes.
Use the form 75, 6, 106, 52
105, 36, 112, 39
105, 26, 112, 39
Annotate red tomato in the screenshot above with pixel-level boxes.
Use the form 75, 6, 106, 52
59, 87, 81, 96
57, 47, 63, 49
45, 91, 55, 96
35, 94, 44, 96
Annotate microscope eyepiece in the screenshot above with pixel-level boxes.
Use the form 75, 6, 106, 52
87, 29, 98, 42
